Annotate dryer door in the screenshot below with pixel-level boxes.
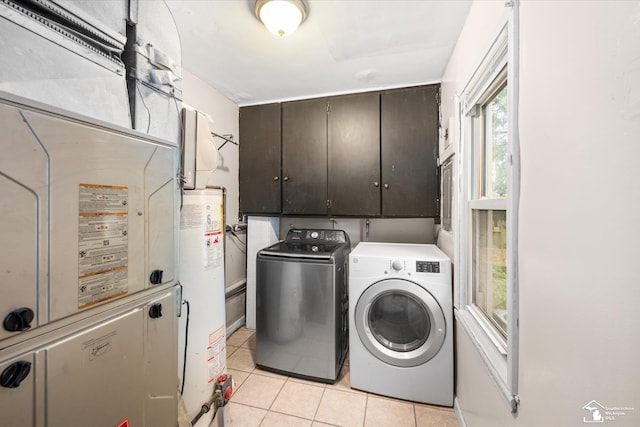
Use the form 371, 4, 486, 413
354, 278, 446, 367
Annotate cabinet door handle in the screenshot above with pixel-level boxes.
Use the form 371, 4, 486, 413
283, 176, 289, 182
1, 361, 31, 388
273, 176, 279, 181
373, 182, 379, 187
384, 183, 389, 189
3, 308, 34, 332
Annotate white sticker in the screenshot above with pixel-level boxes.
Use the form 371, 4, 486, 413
82, 331, 117, 361
203, 203, 223, 269
180, 203, 203, 230
207, 326, 226, 383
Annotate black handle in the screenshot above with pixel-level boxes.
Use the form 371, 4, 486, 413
0, 361, 31, 388
149, 269, 164, 285
3, 308, 34, 332
149, 303, 163, 319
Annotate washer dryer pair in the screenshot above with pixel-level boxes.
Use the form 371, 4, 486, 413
348, 242, 453, 406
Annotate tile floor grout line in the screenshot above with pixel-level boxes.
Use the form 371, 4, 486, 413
312, 383, 327, 423
362, 392, 369, 427
268, 407, 316, 423
266, 371, 287, 413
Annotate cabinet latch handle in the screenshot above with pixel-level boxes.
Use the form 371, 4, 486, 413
0, 361, 31, 388
3, 308, 34, 332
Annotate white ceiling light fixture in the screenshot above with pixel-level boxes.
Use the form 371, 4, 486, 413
255, 0, 307, 38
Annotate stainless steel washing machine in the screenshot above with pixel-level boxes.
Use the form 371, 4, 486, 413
256, 229, 350, 383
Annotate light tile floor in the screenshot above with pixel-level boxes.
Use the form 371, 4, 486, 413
226, 327, 459, 427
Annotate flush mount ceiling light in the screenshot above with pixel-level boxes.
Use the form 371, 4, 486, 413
255, 0, 307, 38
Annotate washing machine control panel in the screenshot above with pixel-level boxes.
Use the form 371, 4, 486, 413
286, 229, 349, 244
391, 260, 403, 271
383, 259, 441, 275
416, 261, 440, 273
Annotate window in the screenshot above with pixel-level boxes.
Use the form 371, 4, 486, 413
456, 10, 520, 413
441, 156, 454, 233
472, 208, 507, 338
472, 82, 508, 340
481, 84, 509, 199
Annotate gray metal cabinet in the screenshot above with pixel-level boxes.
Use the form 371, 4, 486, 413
328, 92, 381, 216
381, 85, 440, 217
0, 354, 36, 426
0, 286, 178, 427
282, 98, 328, 215
0, 98, 179, 343
239, 103, 282, 214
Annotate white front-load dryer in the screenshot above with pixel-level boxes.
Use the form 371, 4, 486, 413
348, 242, 453, 406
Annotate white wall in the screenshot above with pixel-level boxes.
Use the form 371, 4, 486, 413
181, 70, 246, 309
442, 1, 640, 426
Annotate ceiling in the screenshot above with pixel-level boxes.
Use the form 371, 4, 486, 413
166, 0, 472, 107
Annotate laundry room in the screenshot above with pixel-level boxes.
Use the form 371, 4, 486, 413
0, 1, 638, 427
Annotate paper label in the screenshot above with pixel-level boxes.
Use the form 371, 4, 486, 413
207, 325, 226, 383
78, 184, 129, 308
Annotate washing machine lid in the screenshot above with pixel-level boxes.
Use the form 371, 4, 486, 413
354, 278, 446, 367
258, 241, 340, 260
258, 228, 350, 260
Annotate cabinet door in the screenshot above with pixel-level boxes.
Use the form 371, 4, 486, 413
381, 85, 439, 217
46, 306, 145, 426
328, 92, 380, 216
0, 354, 36, 427
282, 99, 328, 215
0, 105, 45, 342
239, 103, 282, 214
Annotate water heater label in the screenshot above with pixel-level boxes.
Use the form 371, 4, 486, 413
180, 202, 203, 230
78, 184, 129, 309
203, 202, 223, 269
207, 325, 226, 383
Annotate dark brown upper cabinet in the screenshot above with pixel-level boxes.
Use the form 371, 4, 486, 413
282, 98, 328, 215
239, 85, 440, 218
239, 103, 281, 214
328, 92, 380, 216
381, 85, 439, 217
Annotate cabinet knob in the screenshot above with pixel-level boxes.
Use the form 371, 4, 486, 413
149, 269, 164, 285
3, 308, 34, 332
1, 361, 31, 388
149, 303, 163, 319
373, 182, 379, 187
283, 176, 289, 182
384, 183, 389, 189
273, 176, 279, 181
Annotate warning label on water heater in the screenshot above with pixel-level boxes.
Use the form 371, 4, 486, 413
207, 326, 226, 383
181, 199, 224, 269
78, 184, 129, 309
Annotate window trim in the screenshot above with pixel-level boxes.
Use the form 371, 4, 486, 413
455, 1, 520, 413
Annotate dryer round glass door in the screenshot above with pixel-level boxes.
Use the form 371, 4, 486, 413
354, 279, 446, 367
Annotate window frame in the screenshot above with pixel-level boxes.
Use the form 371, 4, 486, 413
455, 3, 520, 413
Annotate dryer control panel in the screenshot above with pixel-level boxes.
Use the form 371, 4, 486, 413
416, 261, 440, 273
349, 242, 451, 283
386, 260, 440, 274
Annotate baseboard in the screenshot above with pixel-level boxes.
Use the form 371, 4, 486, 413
454, 397, 467, 427
226, 315, 246, 338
